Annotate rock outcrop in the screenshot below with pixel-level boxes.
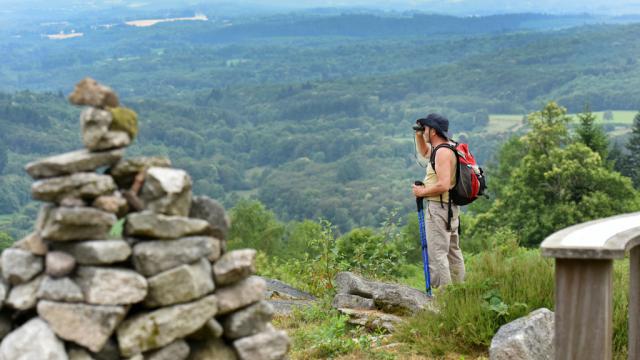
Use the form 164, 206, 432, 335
331, 271, 434, 332
489, 308, 554, 360
0, 78, 290, 360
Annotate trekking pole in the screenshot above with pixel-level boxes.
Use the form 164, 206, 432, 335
414, 180, 432, 297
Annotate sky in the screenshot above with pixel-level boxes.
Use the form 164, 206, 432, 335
3, 0, 640, 16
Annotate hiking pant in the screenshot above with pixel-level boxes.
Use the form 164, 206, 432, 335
425, 200, 465, 288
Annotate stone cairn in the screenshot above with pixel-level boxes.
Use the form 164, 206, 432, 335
0, 78, 290, 360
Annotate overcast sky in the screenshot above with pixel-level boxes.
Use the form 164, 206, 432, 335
4, 0, 640, 16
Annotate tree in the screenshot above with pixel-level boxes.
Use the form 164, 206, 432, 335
467, 102, 640, 247
603, 110, 614, 121
575, 104, 608, 160
227, 199, 285, 255
0, 139, 6, 175
624, 112, 640, 188
0, 232, 13, 251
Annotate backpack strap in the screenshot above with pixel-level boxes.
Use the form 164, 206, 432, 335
429, 143, 458, 231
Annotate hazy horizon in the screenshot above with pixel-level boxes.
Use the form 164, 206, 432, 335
3, 0, 640, 17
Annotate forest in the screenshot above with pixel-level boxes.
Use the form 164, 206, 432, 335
2, 8, 640, 358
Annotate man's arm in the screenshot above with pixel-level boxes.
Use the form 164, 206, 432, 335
412, 148, 454, 197
415, 132, 432, 158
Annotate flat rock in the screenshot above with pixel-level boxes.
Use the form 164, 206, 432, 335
53, 240, 132, 265
81, 107, 131, 151
69, 77, 119, 108
75, 266, 147, 305
335, 272, 432, 315
6, 275, 43, 310
140, 167, 192, 217
213, 249, 256, 286
338, 308, 404, 333
189, 196, 230, 240
132, 236, 213, 276
145, 258, 214, 307
189, 338, 237, 360
67, 340, 119, 360
233, 329, 290, 360
124, 212, 211, 239
46, 251, 76, 277
144, 340, 189, 360
262, 277, 316, 301
1, 248, 43, 285
38, 300, 127, 353
108, 157, 171, 189
0, 318, 67, 360
188, 318, 224, 341
216, 276, 267, 315
266, 299, 315, 316
332, 293, 376, 310
37, 276, 84, 302
117, 294, 218, 356
489, 308, 554, 360
32, 173, 116, 204
41, 207, 117, 242
67, 347, 95, 360
25, 148, 124, 179
222, 300, 274, 340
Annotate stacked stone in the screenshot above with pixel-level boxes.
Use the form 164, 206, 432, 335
0, 78, 290, 360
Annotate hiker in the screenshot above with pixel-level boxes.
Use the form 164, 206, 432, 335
412, 114, 465, 288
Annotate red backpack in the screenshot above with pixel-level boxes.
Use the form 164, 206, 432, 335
430, 142, 487, 228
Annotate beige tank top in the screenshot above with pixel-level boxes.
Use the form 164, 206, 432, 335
423, 144, 457, 202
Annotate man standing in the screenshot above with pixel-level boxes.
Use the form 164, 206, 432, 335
412, 114, 465, 288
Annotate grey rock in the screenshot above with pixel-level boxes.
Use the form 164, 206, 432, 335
1, 248, 43, 285
140, 167, 192, 217
222, 301, 274, 340
117, 294, 218, 356
489, 308, 554, 360
12, 231, 48, 256
233, 329, 290, 360
189, 196, 230, 240
145, 258, 214, 307
25, 148, 124, 179
75, 266, 147, 305
31, 173, 116, 204
68, 340, 119, 360
189, 338, 237, 360
124, 212, 211, 239
216, 276, 267, 315
37, 276, 84, 302
6, 274, 44, 310
262, 277, 316, 301
41, 207, 117, 242
60, 197, 87, 207
213, 249, 256, 286
53, 240, 132, 265
332, 294, 376, 310
46, 251, 76, 277
338, 308, 403, 333
108, 157, 171, 189
0, 312, 11, 339
0, 318, 67, 360
145, 340, 189, 360
132, 236, 213, 276
69, 77, 119, 108
334, 272, 432, 315
207, 237, 222, 262
81, 108, 131, 151
38, 300, 126, 353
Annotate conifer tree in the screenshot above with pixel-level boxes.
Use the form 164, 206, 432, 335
625, 111, 640, 188
576, 104, 608, 160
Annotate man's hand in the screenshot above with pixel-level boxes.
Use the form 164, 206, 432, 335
412, 184, 428, 198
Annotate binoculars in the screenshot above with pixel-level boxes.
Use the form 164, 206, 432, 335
413, 123, 425, 132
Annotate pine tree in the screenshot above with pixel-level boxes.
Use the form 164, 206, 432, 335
576, 104, 608, 160
625, 111, 640, 188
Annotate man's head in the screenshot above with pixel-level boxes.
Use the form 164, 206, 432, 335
417, 113, 450, 141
